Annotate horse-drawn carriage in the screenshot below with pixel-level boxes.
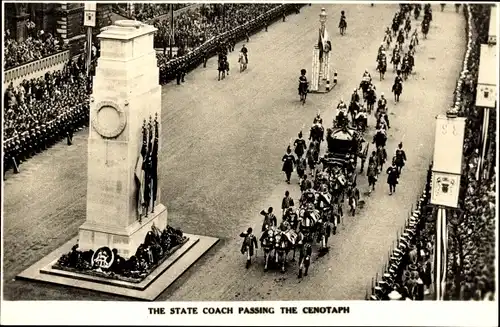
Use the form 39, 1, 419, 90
325, 126, 369, 174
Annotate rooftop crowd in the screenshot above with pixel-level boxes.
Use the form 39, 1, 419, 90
4, 24, 66, 70
370, 4, 496, 301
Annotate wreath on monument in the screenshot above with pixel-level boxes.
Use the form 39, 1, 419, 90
54, 225, 188, 283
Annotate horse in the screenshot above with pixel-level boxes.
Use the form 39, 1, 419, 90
358, 140, 369, 173
274, 231, 293, 273
414, 5, 421, 20
347, 185, 360, 216
348, 100, 360, 123
335, 110, 349, 128
401, 59, 410, 80
404, 19, 412, 39
391, 20, 399, 36
365, 88, 377, 114
359, 77, 372, 99
384, 33, 392, 49
377, 58, 387, 81
309, 124, 324, 145
392, 80, 403, 102
238, 52, 248, 72
315, 218, 331, 252
396, 32, 405, 49
421, 21, 429, 39
339, 17, 347, 35
375, 145, 387, 174
373, 129, 387, 149
291, 231, 306, 262
391, 52, 401, 72
218, 59, 229, 81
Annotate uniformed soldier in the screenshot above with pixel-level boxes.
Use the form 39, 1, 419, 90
239, 227, 258, 269
282, 145, 296, 184
293, 131, 307, 160
66, 118, 74, 146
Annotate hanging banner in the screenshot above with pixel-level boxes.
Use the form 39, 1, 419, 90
432, 115, 466, 175
84, 3, 97, 27
476, 44, 497, 108
430, 171, 461, 208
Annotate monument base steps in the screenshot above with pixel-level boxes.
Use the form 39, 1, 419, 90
16, 233, 219, 301
79, 204, 168, 259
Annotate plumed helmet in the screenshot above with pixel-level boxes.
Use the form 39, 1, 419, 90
341, 10, 345, 15
298, 131, 303, 138
301, 69, 306, 75
381, 92, 385, 96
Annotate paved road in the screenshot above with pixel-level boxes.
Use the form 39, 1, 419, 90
2, 4, 465, 301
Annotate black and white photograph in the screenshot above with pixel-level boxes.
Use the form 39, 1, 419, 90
1, 1, 498, 325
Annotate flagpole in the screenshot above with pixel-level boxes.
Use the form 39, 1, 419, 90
169, 3, 174, 58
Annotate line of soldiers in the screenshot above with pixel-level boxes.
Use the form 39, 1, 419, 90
158, 4, 303, 85
3, 103, 88, 177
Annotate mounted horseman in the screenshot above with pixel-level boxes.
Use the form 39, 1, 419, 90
392, 70, 404, 102
377, 50, 387, 80
298, 69, 309, 104
365, 84, 377, 114
383, 28, 392, 49
396, 29, 405, 49
359, 70, 372, 98
404, 16, 412, 39
335, 98, 349, 128
217, 51, 229, 81
401, 53, 411, 80
355, 106, 368, 133
391, 44, 401, 72
376, 92, 388, 119
309, 120, 325, 145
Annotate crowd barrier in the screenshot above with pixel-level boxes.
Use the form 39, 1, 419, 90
3, 49, 70, 88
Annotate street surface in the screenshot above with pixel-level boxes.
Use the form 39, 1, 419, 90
3, 4, 465, 300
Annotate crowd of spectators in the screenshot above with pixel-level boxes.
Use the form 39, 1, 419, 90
3, 55, 89, 141
369, 3, 496, 302
4, 25, 66, 69
443, 3, 496, 301
3, 3, 290, 171
152, 4, 279, 50
112, 3, 192, 22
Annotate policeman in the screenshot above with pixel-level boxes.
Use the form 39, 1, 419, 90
240, 44, 248, 64
66, 118, 74, 146
351, 88, 360, 103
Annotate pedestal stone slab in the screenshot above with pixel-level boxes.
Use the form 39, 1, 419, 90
17, 233, 219, 301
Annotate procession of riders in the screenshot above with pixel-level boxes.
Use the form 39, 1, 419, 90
217, 40, 249, 81
239, 3, 422, 278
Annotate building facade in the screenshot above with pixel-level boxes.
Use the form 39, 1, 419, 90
4, 3, 112, 57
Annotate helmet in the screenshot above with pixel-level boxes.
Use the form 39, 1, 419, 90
353, 88, 357, 92
381, 92, 385, 97
301, 69, 306, 75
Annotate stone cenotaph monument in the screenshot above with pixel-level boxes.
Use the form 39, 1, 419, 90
17, 21, 219, 301
78, 20, 165, 257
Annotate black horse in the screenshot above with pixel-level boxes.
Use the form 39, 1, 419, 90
421, 21, 430, 39
218, 58, 229, 81
377, 58, 387, 80
392, 80, 403, 102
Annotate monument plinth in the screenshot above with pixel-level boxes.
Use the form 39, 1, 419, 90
17, 20, 219, 301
